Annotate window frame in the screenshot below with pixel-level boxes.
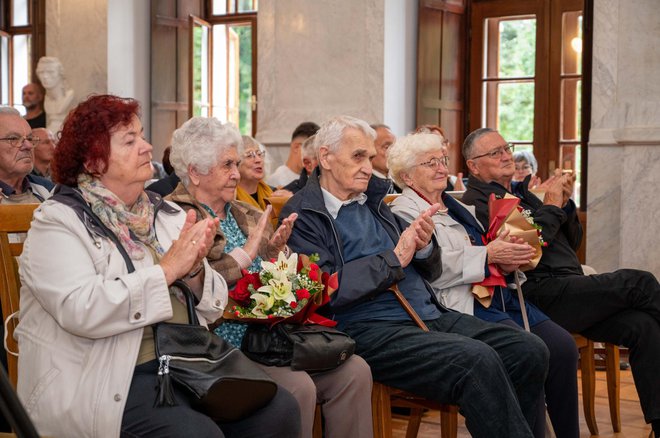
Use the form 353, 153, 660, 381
203, 1, 257, 136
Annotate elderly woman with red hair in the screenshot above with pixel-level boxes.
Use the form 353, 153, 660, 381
15, 95, 300, 438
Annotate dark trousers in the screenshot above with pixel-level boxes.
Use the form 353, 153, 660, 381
121, 361, 301, 438
523, 268, 660, 423
343, 312, 549, 438
500, 318, 579, 438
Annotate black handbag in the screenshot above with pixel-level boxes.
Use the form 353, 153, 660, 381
153, 280, 278, 422
241, 323, 356, 372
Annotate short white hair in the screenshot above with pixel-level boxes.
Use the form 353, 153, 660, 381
387, 132, 446, 189
314, 115, 375, 154
170, 116, 241, 187
0, 106, 21, 116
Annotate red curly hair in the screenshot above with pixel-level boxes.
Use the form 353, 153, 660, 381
52, 95, 140, 186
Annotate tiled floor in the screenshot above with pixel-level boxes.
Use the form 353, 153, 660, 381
391, 369, 652, 438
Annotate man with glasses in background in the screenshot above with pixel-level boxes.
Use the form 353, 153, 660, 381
461, 127, 660, 438
0, 107, 53, 204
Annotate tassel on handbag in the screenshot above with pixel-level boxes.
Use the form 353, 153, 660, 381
155, 355, 176, 407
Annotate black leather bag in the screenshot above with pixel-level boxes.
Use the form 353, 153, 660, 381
241, 323, 356, 372
154, 281, 278, 422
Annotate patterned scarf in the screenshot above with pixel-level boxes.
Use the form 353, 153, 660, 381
77, 173, 165, 260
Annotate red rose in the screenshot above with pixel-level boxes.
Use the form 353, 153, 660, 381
290, 301, 298, 309
309, 263, 320, 272
308, 269, 319, 282
229, 272, 261, 306
296, 289, 310, 300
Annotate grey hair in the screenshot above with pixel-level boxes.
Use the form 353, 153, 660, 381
0, 107, 21, 116
301, 134, 316, 159
513, 150, 538, 174
170, 116, 241, 187
462, 127, 496, 160
314, 115, 376, 154
387, 133, 446, 189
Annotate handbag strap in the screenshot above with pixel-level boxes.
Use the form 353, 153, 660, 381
52, 188, 200, 325
388, 284, 430, 332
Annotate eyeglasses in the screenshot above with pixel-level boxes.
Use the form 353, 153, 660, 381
0, 135, 41, 148
470, 143, 514, 160
413, 156, 450, 170
515, 164, 532, 171
243, 150, 266, 160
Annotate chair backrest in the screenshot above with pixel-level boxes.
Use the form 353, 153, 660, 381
0, 204, 39, 388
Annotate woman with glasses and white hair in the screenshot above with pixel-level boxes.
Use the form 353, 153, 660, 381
236, 135, 292, 213
388, 132, 580, 438
513, 150, 540, 187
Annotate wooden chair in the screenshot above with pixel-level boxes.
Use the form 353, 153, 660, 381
573, 334, 621, 435
372, 382, 458, 438
0, 204, 39, 388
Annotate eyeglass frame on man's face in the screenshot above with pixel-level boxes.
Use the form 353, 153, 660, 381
469, 143, 515, 161
243, 150, 266, 160
0, 135, 41, 148
413, 155, 450, 170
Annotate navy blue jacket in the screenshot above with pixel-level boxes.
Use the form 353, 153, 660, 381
280, 169, 444, 323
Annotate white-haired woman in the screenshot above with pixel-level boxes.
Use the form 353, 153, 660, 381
168, 116, 373, 438
388, 132, 579, 438
513, 150, 540, 186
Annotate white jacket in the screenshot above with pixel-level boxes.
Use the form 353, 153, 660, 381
390, 188, 487, 315
15, 198, 227, 438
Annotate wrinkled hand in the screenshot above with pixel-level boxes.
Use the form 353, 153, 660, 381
529, 175, 542, 189
561, 172, 576, 206
269, 212, 298, 253
394, 203, 443, 267
160, 210, 217, 285
486, 228, 536, 273
243, 205, 273, 259
453, 173, 466, 191
538, 170, 565, 208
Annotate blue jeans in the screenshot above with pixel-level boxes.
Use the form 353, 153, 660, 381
343, 312, 549, 438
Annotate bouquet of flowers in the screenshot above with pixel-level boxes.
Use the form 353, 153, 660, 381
472, 193, 544, 307
225, 252, 339, 327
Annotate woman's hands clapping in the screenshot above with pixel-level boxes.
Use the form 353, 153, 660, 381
243, 205, 298, 259
486, 229, 536, 274
394, 203, 443, 268
160, 210, 219, 285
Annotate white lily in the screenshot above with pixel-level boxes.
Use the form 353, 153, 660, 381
257, 278, 296, 305
260, 252, 298, 277
250, 292, 275, 317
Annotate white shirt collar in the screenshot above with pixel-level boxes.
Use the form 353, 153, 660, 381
321, 187, 368, 219
371, 169, 388, 180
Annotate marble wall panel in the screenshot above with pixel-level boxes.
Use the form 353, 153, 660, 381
257, 0, 384, 146
619, 145, 660, 274
46, 0, 108, 106
586, 146, 622, 273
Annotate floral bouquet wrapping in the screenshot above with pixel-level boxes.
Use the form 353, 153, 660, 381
472, 193, 544, 307
224, 252, 339, 327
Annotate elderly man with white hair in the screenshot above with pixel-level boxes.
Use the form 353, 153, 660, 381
0, 107, 52, 203
280, 115, 550, 438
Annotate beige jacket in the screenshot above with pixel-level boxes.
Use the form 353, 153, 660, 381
15, 198, 227, 438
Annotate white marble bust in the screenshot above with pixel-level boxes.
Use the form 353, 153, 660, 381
36, 57, 75, 134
